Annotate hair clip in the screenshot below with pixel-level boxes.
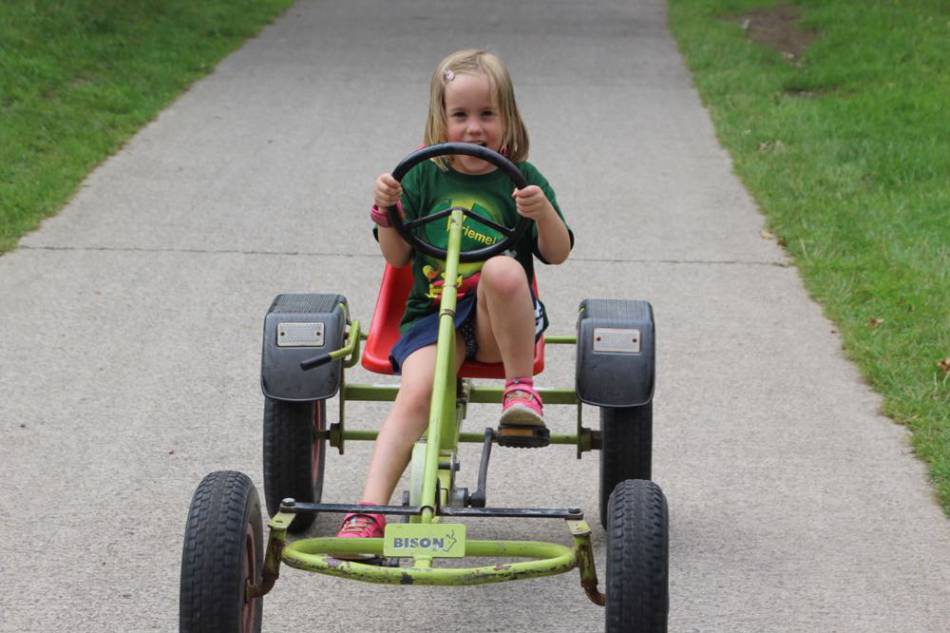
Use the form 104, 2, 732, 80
444, 70, 455, 82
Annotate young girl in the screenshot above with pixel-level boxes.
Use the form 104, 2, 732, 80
338, 49, 573, 542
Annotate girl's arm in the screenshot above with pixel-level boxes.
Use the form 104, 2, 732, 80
374, 173, 412, 267
513, 185, 572, 265
377, 224, 412, 267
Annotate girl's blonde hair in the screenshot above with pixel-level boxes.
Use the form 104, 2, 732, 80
424, 49, 529, 169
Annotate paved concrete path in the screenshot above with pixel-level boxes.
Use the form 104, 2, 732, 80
2, 1, 948, 631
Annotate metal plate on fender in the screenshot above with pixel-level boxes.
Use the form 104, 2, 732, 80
383, 523, 466, 558
277, 322, 324, 347
592, 327, 641, 353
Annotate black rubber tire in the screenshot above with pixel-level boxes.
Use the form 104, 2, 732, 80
262, 398, 326, 533
599, 403, 652, 529
605, 479, 669, 633
180, 471, 264, 633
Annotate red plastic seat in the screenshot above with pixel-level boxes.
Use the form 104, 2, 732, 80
361, 264, 545, 378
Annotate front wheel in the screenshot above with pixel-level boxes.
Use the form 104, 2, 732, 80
180, 471, 263, 633
599, 403, 652, 529
262, 398, 327, 533
605, 479, 669, 633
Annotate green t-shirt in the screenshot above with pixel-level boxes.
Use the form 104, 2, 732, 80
380, 159, 572, 333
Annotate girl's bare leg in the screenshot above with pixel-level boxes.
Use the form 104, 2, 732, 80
359, 335, 466, 505
472, 255, 535, 378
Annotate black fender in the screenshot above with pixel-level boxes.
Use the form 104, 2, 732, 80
261, 294, 347, 402
575, 299, 655, 407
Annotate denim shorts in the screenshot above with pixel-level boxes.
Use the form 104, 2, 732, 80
389, 292, 548, 373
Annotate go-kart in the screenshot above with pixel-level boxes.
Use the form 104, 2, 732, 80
179, 143, 669, 633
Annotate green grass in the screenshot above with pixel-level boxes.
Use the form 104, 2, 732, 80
0, 0, 294, 252
669, 0, 950, 512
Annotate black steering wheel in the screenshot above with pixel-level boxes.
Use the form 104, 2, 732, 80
387, 143, 531, 263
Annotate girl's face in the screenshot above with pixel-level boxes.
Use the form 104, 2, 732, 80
443, 72, 505, 175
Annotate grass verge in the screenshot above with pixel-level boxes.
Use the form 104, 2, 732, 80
668, 0, 950, 513
0, 0, 294, 253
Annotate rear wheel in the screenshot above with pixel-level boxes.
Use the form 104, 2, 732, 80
180, 471, 263, 633
262, 398, 326, 533
605, 479, 668, 633
599, 403, 652, 529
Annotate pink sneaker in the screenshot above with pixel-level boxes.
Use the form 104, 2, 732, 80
499, 379, 545, 427
498, 379, 549, 448
333, 510, 386, 561
336, 511, 386, 539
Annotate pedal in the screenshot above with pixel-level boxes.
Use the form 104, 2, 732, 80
467, 428, 494, 507
496, 424, 550, 448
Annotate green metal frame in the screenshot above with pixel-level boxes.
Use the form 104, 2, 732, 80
250, 209, 604, 604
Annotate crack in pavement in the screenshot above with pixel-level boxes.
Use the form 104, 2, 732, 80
17, 244, 790, 267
